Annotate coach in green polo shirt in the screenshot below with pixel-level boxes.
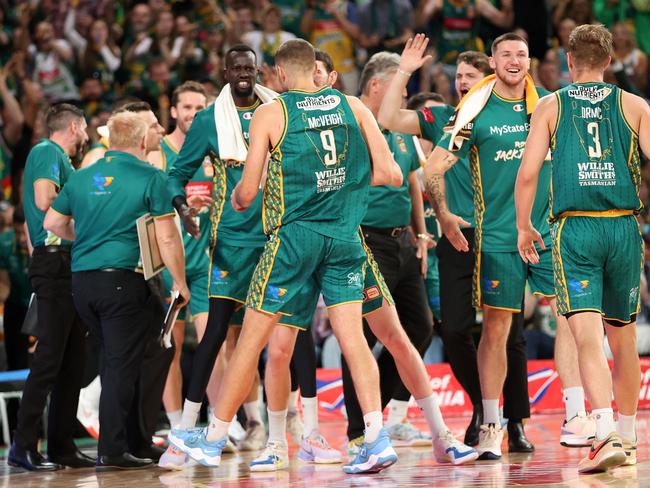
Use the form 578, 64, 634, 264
44, 111, 189, 471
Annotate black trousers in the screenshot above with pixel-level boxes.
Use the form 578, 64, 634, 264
14, 249, 85, 454
290, 330, 318, 398
72, 269, 154, 457
436, 228, 530, 420
342, 230, 433, 439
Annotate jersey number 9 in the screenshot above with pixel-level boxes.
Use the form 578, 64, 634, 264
320, 129, 338, 166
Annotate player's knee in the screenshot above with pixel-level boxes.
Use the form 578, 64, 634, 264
267, 344, 293, 368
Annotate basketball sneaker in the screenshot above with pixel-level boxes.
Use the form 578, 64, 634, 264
239, 420, 267, 451
578, 432, 626, 473
343, 428, 398, 474
621, 436, 637, 466
249, 440, 289, 472
560, 411, 596, 447
347, 435, 363, 457
387, 420, 432, 447
168, 426, 227, 467
298, 429, 342, 464
477, 424, 504, 460
158, 444, 191, 470
433, 430, 479, 465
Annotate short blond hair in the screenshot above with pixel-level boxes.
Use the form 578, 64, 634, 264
275, 39, 316, 75
569, 24, 612, 69
107, 111, 147, 149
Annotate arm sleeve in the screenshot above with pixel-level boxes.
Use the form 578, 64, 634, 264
99, 45, 121, 72
147, 171, 176, 217
167, 111, 213, 199
50, 185, 71, 216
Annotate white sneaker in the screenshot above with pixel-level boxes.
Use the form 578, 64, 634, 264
386, 420, 432, 447
477, 424, 504, 460
286, 411, 304, 444
239, 420, 267, 451
228, 418, 247, 442
560, 411, 596, 447
621, 436, 637, 466
433, 430, 479, 465
158, 444, 191, 470
249, 441, 289, 472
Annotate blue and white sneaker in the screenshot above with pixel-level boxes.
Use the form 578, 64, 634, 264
343, 428, 398, 474
249, 440, 289, 472
168, 426, 227, 467
433, 430, 479, 465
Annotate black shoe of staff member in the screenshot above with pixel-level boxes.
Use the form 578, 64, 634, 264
95, 453, 153, 471
49, 449, 96, 468
7, 443, 64, 471
464, 407, 482, 447
507, 420, 535, 453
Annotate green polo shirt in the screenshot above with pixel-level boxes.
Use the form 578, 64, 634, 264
23, 139, 75, 247
0, 229, 32, 308
167, 103, 266, 247
417, 105, 475, 227
362, 131, 419, 228
51, 150, 175, 272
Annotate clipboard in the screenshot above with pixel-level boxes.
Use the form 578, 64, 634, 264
160, 290, 182, 349
136, 213, 165, 280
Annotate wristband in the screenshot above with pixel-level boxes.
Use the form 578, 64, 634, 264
397, 69, 412, 77
417, 233, 431, 241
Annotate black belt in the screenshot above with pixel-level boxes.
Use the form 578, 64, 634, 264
33, 245, 71, 254
362, 225, 408, 238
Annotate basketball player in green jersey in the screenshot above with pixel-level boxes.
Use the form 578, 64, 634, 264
515, 23, 650, 473
424, 33, 555, 460
383, 35, 594, 449
170, 39, 403, 475
164, 46, 269, 466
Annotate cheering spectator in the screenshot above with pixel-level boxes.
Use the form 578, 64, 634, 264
612, 21, 648, 94
242, 5, 295, 67
357, 0, 414, 58
30, 21, 79, 102
123, 3, 154, 90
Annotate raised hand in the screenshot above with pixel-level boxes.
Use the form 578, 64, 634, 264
400, 33, 433, 74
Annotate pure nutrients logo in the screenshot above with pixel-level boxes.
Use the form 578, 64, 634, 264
296, 95, 341, 111
567, 85, 612, 104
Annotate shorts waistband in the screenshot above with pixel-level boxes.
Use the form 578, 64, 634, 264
361, 225, 408, 238
557, 210, 635, 218
33, 245, 71, 254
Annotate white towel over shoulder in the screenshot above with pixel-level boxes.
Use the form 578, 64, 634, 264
214, 83, 278, 162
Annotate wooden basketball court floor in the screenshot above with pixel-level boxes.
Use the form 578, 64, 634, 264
2, 412, 649, 487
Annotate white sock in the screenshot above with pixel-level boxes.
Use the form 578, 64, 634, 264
301, 396, 319, 437
416, 394, 448, 437
386, 399, 409, 428
363, 411, 383, 444
288, 391, 299, 413
166, 409, 182, 429
617, 413, 636, 441
482, 399, 500, 425
563, 386, 586, 421
592, 407, 616, 440
243, 400, 262, 425
179, 399, 202, 429
206, 415, 230, 442
267, 408, 288, 444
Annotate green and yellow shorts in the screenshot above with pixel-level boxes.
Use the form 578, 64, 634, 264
551, 214, 642, 325
208, 242, 265, 305
162, 265, 209, 321
278, 234, 394, 330
473, 248, 554, 312
246, 222, 366, 319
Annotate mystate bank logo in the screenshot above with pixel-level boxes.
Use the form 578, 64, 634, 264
296, 95, 341, 111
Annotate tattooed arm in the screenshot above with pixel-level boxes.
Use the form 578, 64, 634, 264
424, 146, 471, 252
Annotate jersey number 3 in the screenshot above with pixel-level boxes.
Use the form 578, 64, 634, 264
587, 121, 602, 159
320, 129, 338, 166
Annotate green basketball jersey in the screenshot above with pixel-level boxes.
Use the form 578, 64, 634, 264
438, 89, 552, 252
23, 139, 75, 247
161, 136, 211, 273
266, 87, 370, 242
550, 83, 642, 218
167, 102, 266, 248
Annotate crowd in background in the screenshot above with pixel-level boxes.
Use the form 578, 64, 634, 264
1, 0, 650, 373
